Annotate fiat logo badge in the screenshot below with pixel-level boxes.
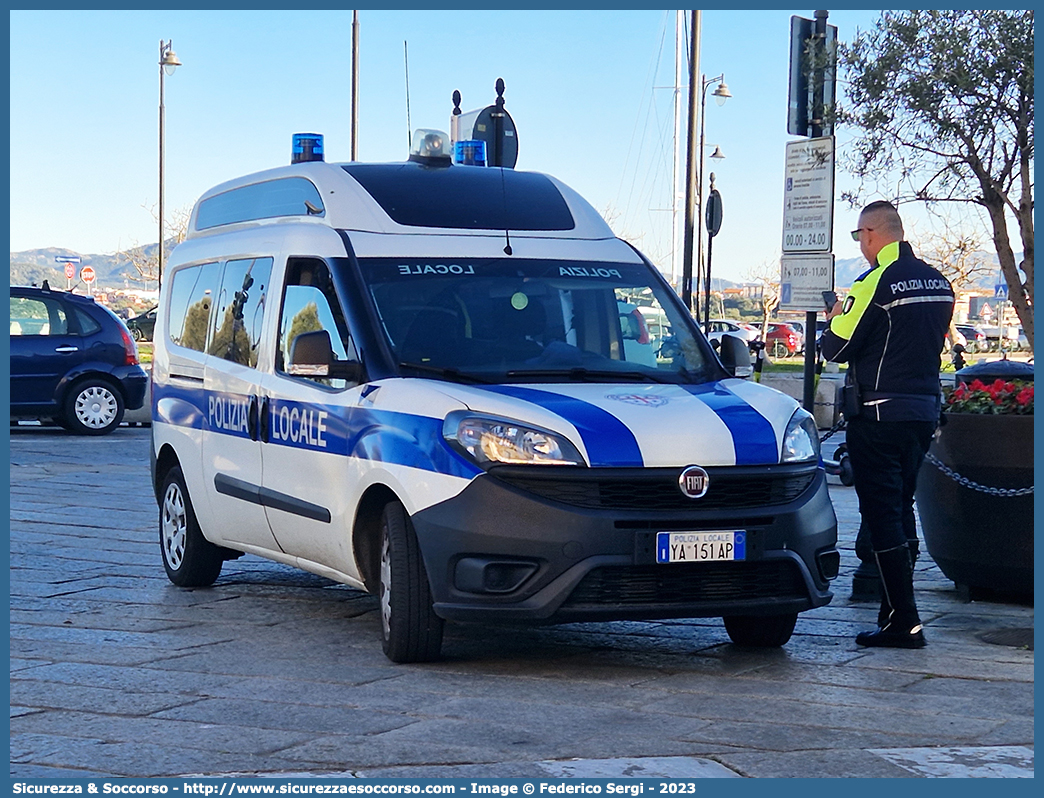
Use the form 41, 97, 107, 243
678, 465, 710, 499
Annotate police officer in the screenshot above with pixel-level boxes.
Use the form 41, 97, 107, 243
821, 201, 954, 649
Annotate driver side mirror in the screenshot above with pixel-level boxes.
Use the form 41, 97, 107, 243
718, 333, 754, 378
288, 329, 363, 383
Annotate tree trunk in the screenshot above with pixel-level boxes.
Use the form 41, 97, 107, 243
980, 184, 1033, 349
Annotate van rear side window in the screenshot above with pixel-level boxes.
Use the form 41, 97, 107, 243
168, 263, 221, 352
208, 257, 272, 368
195, 178, 324, 230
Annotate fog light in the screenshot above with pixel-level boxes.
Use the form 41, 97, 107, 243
816, 548, 841, 581
454, 558, 538, 594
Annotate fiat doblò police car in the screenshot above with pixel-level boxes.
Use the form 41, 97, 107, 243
151, 132, 839, 662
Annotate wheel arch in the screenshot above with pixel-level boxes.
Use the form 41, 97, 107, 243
154, 443, 182, 504
56, 368, 124, 409
352, 483, 401, 594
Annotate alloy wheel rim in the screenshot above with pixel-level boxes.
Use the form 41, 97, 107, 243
162, 483, 187, 570
75, 386, 118, 428
380, 533, 392, 639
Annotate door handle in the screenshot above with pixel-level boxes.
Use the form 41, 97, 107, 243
247, 396, 259, 441
54, 346, 79, 353
259, 397, 270, 443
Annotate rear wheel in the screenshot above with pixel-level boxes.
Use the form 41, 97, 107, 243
64, 379, 124, 435
379, 501, 444, 663
160, 465, 223, 587
723, 612, 798, 647
771, 341, 789, 359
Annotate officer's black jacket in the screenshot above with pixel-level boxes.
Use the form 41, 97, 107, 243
821, 241, 954, 422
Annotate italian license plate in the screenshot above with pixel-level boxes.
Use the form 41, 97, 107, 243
656, 531, 746, 563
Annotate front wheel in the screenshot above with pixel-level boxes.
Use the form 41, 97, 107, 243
64, 379, 124, 435
723, 612, 798, 647
160, 466, 223, 587
379, 501, 444, 663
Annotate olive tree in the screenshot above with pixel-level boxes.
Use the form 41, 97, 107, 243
840, 10, 1034, 346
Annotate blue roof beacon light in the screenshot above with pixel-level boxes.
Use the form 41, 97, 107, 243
454, 139, 487, 166
292, 133, 324, 164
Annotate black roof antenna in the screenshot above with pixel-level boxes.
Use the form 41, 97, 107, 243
497, 79, 513, 256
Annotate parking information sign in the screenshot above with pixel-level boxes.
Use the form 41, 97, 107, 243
782, 136, 834, 253
780, 253, 835, 312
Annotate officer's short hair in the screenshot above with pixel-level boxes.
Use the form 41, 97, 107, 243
860, 200, 905, 239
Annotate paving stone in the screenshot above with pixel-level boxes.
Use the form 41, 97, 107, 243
150, 697, 417, 736
12, 710, 320, 759
11, 678, 206, 716
718, 748, 916, 778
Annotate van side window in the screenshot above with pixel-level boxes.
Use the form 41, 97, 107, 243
277, 259, 357, 390
168, 262, 221, 352
209, 257, 273, 368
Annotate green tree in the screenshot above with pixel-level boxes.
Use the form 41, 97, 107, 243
840, 10, 1034, 346
285, 302, 323, 359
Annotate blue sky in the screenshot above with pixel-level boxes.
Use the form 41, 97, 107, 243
10, 9, 891, 284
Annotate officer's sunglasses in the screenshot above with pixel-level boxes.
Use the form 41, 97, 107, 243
850, 227, 873, 241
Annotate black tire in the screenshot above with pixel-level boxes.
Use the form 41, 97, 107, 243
378, 501, 444, 663
132, 326, 145, 342
771, 341, 789, 359
159, 465, 223, 587
63, 378, 125, 435
723, 612, 798, 647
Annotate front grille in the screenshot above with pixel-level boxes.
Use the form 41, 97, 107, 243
562, 560, 807, 608
491, 466, 817, 511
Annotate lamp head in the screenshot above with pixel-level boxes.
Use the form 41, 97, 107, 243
712, 80, 731, 106
710, 145, 725, 160
161, 45, 182, 76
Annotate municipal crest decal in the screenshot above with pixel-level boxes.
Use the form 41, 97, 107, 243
605, 393, 670, 407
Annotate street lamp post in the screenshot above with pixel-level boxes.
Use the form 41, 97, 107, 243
695, 74, 730, 322
158, 39, 182, 293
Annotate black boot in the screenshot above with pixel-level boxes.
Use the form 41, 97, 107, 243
876, 543, 917, 628
857, 544, 926, 649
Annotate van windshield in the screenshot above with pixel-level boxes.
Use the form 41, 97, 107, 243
358, 258, 720, 384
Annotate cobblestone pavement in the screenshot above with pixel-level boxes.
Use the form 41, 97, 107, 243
9, 425, 1034, 778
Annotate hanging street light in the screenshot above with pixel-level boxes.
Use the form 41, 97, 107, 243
158, 40, 181, 292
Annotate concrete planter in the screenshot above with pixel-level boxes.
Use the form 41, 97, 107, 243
915, 413, 1034, 596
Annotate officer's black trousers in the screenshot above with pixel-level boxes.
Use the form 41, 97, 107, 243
845, 416, 936, 552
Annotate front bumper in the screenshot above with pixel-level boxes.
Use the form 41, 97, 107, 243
411, 463, 839, 623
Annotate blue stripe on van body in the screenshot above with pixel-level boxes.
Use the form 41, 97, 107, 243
680, 383, 779, 465
154, 384, 480, 479
480, 385, 644, 467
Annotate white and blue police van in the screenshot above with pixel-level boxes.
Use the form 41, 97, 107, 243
151, 131, 839, 662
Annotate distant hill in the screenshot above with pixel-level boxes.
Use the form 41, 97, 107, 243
10, 245, 158, 290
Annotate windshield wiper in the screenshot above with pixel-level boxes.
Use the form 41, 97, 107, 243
398, 361, 493, 384
506, 367, 674, 384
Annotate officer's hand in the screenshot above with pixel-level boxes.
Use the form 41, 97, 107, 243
825, 300, 843, 321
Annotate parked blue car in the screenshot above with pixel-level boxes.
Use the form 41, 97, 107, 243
10, 284, 149, 434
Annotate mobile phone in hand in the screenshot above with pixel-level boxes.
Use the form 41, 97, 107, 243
822, 290, 839, 310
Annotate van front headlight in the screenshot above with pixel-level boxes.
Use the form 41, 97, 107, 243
781, 408, 821, 463
443, 411, 586, 467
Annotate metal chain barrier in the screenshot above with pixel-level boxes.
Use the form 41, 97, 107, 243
819, 416, 846, 443
924, 452, 1034, 496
